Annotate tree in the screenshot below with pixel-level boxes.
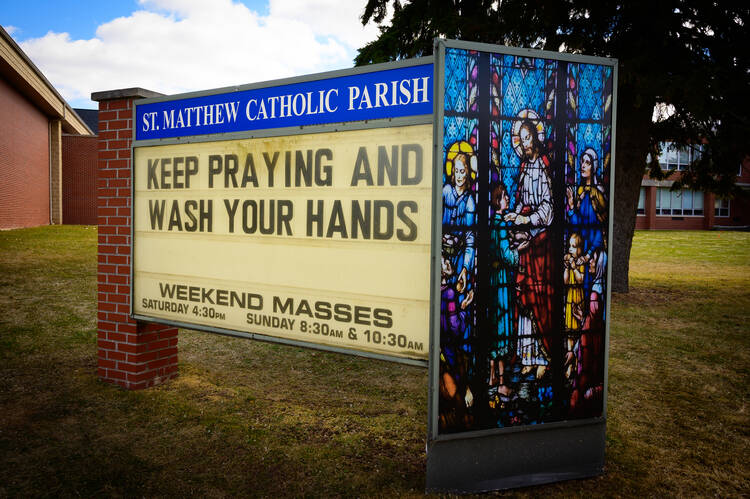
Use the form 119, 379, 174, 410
355, 0, 749, 292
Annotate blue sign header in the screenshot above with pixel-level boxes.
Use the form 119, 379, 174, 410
135, 63, 433, 141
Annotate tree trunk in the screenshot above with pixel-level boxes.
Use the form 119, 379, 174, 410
610, 83, 653, 293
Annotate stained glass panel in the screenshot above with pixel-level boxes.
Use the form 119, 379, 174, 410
440, 49, 613, 434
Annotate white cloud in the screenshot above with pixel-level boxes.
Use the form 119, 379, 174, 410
268, 0, 380, 49
18, 0, 383, 108
4, 25, 19, 35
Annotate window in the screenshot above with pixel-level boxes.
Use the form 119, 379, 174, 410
637, 187, 645, 215
658, 142, 703, 171
715, 198, 730, 217
655, 188, 703, 216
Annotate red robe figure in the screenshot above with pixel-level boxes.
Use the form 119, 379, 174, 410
505, 119, 554, 379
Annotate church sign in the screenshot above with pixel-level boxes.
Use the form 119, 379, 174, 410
130, 39, 617, 492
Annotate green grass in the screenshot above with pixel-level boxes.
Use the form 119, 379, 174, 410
603, 231, 749, 497
0, 226, 748, 496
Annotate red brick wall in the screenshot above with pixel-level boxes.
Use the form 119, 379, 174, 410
97, 96, 179, 390
651, 216, 706, 230
0, 76, 50, 228
635, 186, 656, 230
718, 196, 750, 227
719, 156, 750, 227
62, 134, 98, 225
636, 214, 706, 230
638, 156, 750, 230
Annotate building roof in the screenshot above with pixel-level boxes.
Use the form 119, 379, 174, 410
73, 108, 99, 134
0, 25, 92, 135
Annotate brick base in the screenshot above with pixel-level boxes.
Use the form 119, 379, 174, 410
94, 88, 176, 390
97, 321, 178, 389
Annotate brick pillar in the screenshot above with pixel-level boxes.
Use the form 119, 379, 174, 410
92, 88, 179, 390
50, 119, 63, 224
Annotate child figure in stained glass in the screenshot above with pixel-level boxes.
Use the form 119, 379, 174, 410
487, 182, 527, 395
439, 247, 473, 430
563, 232, 585, 380
440, 246, 469, 368
564, 232, 585, 332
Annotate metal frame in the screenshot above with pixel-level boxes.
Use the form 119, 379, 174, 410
438, 38, 617, 68
130, 56, 433, 368
426, 38, 617, 492
604, 56, 619, 422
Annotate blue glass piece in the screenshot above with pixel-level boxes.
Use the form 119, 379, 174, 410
445, 48, 468, 112
444, 48, 479, 114
578, 64, 604, 121
443, 115, 466, 161
500, 65, 548, 119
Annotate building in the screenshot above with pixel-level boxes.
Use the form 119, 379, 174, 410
62, 109, 98, 225
0, 25, 93, 229
636, 143, 750, 230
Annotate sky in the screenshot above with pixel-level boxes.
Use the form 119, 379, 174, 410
3, 0, 386, 109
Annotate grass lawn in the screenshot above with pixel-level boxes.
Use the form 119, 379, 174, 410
0, 226, 748, 496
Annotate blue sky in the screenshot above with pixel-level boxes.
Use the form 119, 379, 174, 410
4, 0, 273, 39
4, 1, 141, 40
3, 0, 382, 109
